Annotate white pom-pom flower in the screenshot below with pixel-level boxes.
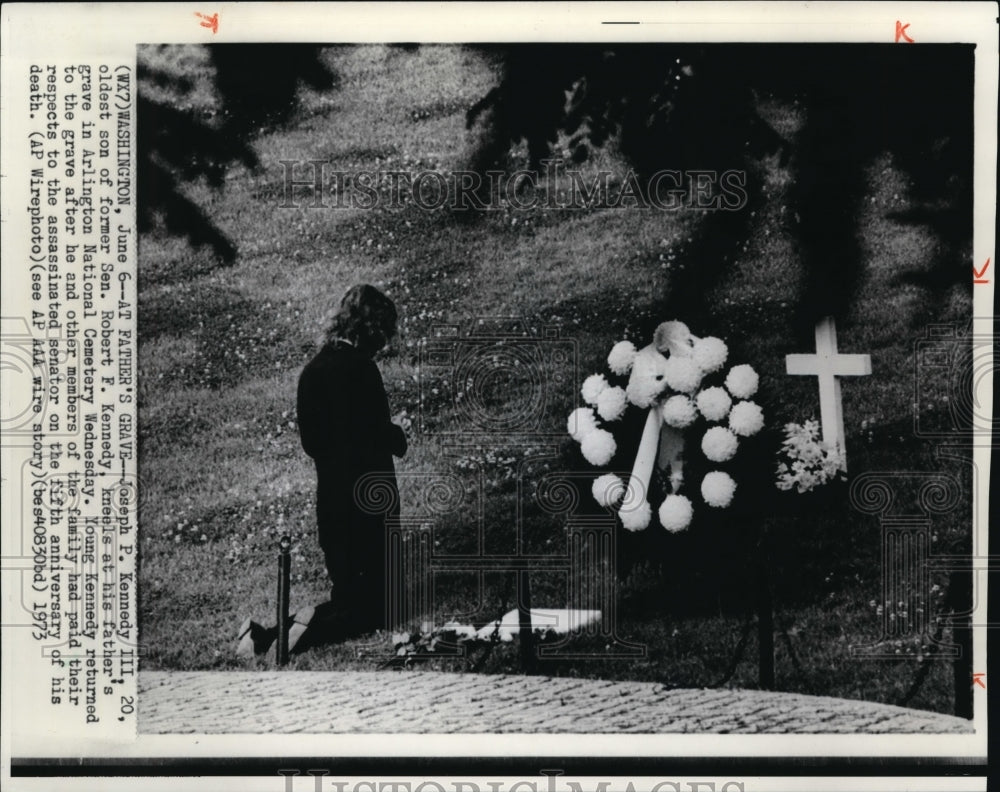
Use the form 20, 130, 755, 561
626, 346, 671, 407
663, 356, 702, 393
596, 386, 627, 422
702, 426, 739, 462
692, 336, 728, 374
581, 373, 609, 405
661, 395, 697, 428
607, 340, 637, 375
659, 494, 694, 532
592, 473, 625, 507
566, 407, 598, 441
581, 428, 617, 466
725, 364, 759, 399
619, 500, 652, 531
729, 400, 764, 437
695, 386, 732, 422
702, 471, 737, 507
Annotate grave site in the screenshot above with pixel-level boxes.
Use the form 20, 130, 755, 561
136, 43, 979, 732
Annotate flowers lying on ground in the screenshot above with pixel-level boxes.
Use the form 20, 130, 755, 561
388, 615, 572, 668
775, 419, 847, 493
388, 622, 482, 667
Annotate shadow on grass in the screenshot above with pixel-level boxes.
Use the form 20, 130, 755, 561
140, 284, 314, 390
138, 236, 243, 291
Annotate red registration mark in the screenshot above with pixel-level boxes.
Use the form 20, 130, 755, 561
973, 258, 990, 284
195, 12, 219, 34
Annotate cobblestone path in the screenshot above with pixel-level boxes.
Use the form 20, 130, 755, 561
140, 671, 975, 734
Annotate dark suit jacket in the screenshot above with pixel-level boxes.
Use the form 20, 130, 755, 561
297, 340, 406, 554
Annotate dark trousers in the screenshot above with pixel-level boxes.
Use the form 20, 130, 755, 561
319, 530, 387, 634
313, 467, 396, 639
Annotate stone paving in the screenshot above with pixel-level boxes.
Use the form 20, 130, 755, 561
139, 671, 975, 734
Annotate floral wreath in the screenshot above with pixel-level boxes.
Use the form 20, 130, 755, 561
567, 321, 764, 532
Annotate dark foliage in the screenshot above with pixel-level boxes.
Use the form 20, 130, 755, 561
209, 44, 337, 139
138, 45, 336, 262
783, 45, 973, 336
465, 44, 973, 336
136, 91, 256, 262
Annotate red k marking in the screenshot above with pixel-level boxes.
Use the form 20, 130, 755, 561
895, 21, 914, 43
196, 12, 219, 34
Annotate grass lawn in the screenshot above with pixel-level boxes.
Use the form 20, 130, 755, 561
137, 44, 972, 717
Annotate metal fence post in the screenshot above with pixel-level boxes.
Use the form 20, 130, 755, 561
276, 535, 291, 666
518, 570, 536, 674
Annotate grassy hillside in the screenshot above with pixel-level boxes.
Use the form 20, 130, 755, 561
137, 44, 972, 715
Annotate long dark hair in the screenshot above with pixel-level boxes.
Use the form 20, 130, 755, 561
325, 284, 398, 355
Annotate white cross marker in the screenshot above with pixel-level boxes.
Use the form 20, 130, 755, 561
786, 316, 872, 468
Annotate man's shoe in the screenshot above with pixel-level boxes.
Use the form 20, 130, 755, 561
236, 617, 257, 658
236, 617, 276, 657
288, 605, 316, 654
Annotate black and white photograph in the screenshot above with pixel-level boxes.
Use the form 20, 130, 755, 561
135, 38, 984, 733
1, 2, 995, 789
